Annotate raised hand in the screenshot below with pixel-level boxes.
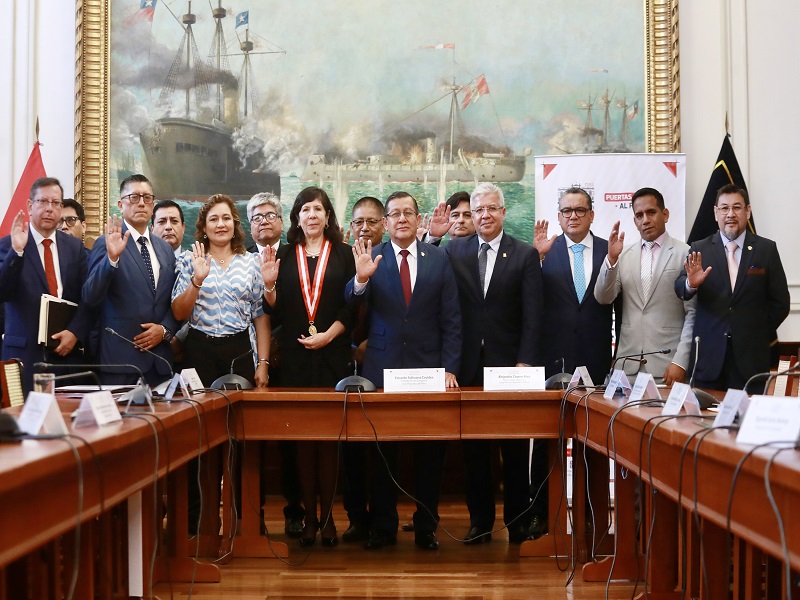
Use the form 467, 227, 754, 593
417, 212, 431, 240
344, 228, 352, 245
259, 245, 281, 289
428, 201, 453, 239
105, 215, 130, 262
190, 241, 211, 284
533, 220, 557, 258
10, 210, 29, 253
607, 220, 625, 265
352, 237, 382, 283
684, 251, 712, 288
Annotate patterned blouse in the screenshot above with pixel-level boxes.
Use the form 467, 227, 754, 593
172, 250, 265, 336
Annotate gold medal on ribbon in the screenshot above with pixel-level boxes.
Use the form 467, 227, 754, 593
297, 240, 331, 339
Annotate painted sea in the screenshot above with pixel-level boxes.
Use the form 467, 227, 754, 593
111, 173, 539, 251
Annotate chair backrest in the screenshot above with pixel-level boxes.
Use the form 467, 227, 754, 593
767, 354, 798, 396
1, 359, 25, 408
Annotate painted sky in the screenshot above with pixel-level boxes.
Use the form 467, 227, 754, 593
111, 0, 645, 174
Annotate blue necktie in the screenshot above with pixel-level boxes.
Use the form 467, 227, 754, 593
571, 243, 586, 302
138, 236, 156, 293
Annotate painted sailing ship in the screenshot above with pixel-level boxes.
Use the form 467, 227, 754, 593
578, 89, 638, 153
139, 2, 281, 200
301, 75, 529, 184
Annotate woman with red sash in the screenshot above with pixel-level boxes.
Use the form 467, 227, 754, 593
262, 186, 355, 547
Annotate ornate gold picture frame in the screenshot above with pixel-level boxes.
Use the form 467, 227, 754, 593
74, 0, 680, 238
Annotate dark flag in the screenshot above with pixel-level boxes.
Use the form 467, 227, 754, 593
687, 134, 754, 243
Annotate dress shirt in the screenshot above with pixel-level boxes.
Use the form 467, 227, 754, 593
565, 234, 593, 282
29, 227, 63, 297
354, 239, 419, 294
684, 229, 747, 295
476, 232, 503, 296
109, 221, 161, 285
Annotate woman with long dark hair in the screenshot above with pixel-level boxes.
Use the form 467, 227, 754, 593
262, 186, 355, 547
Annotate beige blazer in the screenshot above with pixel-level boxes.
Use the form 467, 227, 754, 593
594, 233, 696, 380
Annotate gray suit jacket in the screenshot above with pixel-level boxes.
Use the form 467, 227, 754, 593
594, 233, 696, 380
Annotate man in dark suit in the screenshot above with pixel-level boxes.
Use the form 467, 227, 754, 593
675, 183, 789, 391
532, 186, 615, 538
83, 174, 177, 386
244, 191, 305, 538
346, 191, 462, 550
151, 199, 186, 258
0, 177, 92, 392
446, 182, 542, 544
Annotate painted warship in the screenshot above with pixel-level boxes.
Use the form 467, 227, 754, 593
301, 77, 529, 184
139, 1, 280, 200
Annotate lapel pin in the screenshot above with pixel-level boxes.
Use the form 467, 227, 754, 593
421, 252, 425, 257
747, 246, 752, 251
502, 252, 507, 258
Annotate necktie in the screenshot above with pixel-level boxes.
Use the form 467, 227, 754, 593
399, 249, 411, 307
139, 236, 156, 292
641, 241, 655, 301
726, 240, 739, 292
571, 243, 586, 302
42, 239, 58, 297
478, 242, 490, 297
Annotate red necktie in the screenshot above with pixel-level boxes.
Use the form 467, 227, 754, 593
42, 239, 58, 297
399, 249, 411, 307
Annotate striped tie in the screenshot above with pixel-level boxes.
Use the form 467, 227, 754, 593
641, 241, 654, 301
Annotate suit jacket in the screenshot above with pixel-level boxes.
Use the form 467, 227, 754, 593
345, 241, 461, 388
83, 227, 177, 380
446, 232, 542, 385
594, 233, 696, 379
674, 231, 789, 382
0, 230, 93, 390
541, 233, 615, 383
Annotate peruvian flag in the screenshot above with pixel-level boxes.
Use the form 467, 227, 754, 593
460, 74, 490, 110
1, 142, 46, 236
128, 0, 157, 24
421, 43, 455, 50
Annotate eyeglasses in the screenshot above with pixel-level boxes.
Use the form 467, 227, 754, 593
472, 205, 502, 216
251, 212, 281, 224
558, 207, 590, 218
351, 218, 383, 228
122, 193, 155, 204
59, 216, 81, 226
385, 210, 418, 220
33, 198, 63, 208
207, 215, 237, 225
715, 204, 746, 215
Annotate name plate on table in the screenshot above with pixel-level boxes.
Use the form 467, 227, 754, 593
384, 368, 444, 392
661, 382, 702, 416
18, 391, 69, 436
629, 373, 662, 403
569, 366, 595, 390
73, 390, 123, 428
736, 395, 800, 447
484, 367, 545, 391
712, 389, 750, 428
604, 369, 632, 399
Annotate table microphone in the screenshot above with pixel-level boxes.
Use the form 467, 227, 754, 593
104, 327, 174, 382
688, 337, 718, 410
211, 349, 255, 390
606, 349, 672, 384
35, 360, 152, 406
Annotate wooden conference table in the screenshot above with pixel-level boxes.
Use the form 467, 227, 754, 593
568, 389, 800, 599
228, 387, 572, 559
0, 392, 236, 599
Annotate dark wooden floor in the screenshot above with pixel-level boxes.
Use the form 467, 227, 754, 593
153, 495, 639, 599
